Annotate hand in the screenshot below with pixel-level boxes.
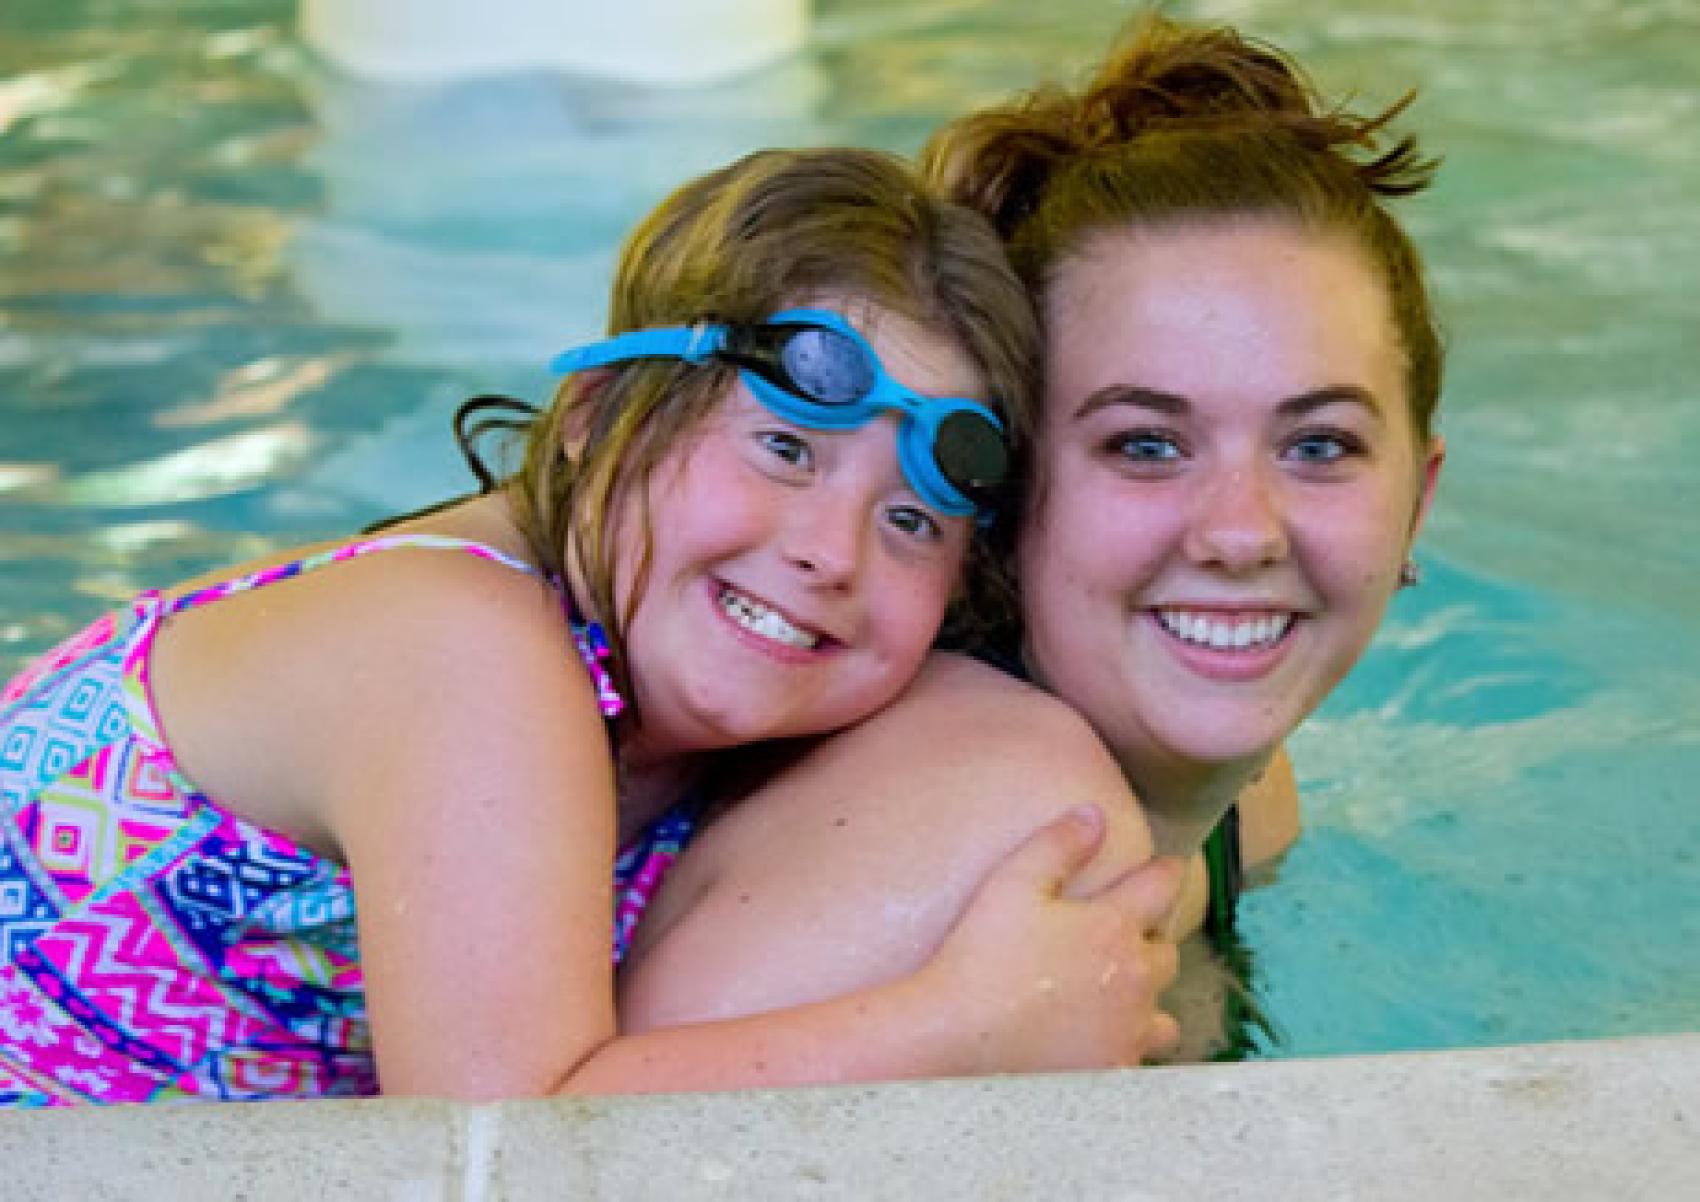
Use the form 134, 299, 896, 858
923, 805, 1183, 1073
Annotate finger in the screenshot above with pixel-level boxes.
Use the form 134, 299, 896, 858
1143, 932, 1181, 990
1092, 854, 1187, 926
1143, 1010, 1182, 1061
987, 805, 1107, 898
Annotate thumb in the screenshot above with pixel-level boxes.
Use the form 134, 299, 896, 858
1143, 1010, 1183, 1063
990, 805, 1107, 898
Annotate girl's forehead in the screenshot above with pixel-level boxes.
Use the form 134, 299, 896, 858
809, 294, 985, 399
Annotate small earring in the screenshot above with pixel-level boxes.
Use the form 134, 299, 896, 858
1398, 559, 1421, 588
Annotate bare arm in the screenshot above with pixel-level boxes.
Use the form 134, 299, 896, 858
327, 609, 1177, 1095
303, 555, 626, 1098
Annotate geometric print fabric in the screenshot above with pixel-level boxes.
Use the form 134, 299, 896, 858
0, 592, 373, 1106
0, 535, 697, 1107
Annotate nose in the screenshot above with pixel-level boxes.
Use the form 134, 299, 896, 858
780, 488, 867, 590
1184, 460, 1289, 573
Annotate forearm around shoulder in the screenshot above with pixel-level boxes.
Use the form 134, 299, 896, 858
575, 970, 981, 1094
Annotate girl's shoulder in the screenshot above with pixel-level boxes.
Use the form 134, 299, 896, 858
157, 526, 565, 696
145, 510, 589, 851
195, 527, 577, 729
162, 494, 557, 662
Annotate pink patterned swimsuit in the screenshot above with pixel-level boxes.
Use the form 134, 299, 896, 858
0, 534, 695, 1106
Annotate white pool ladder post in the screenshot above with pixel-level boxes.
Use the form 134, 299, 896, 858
299, 0, 810, 86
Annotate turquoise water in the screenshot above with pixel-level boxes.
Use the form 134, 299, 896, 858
2, 0, 1695, 1056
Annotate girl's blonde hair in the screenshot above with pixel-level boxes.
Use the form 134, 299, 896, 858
510, 147, 1041, 711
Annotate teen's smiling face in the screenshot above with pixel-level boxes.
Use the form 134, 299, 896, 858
1018, 221, 1443, 791
616, 300, 983, 758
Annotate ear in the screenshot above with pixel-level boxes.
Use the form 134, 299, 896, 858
1408, 433, 1446, 540
559, 367, 616, 461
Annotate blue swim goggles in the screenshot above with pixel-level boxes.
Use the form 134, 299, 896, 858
550, 307, 1009, 519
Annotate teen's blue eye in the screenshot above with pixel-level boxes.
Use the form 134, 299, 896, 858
885, 503, 942, 542
757, 429, 812, 468
1285, 431, 1362, 464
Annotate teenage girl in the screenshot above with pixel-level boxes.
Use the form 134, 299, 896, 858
0, 147, 1180, 1104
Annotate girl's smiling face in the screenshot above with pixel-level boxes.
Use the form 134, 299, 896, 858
1018, 220, 1444, 792
615, 300, 984, 759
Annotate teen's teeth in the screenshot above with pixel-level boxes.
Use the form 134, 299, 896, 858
1157, 609, 1292, 650
719, 587, 820, 650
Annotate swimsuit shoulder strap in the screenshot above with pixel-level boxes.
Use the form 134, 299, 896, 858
164, 533, 544, 615
1202, 802, 1244, 946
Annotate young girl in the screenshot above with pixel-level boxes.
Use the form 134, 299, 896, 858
0, 147, 1178, 1104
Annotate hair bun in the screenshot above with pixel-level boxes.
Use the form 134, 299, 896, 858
919, 99, 1081, 239
1073, 19, 1313, 144
923, 13, 1437, 233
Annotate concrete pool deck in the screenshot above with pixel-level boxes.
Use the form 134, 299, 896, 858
2, 1034, 1694, 1199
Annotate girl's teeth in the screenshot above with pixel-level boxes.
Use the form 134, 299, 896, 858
1158, 609, 1292, 651
719, 587, 820, 650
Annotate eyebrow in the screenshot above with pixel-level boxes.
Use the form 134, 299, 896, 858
1072, 383, 1387, 424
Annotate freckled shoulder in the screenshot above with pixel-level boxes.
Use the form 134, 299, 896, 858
151, 539, 593, 857
619, 651, 1153, 1027
687, 651, 1154, 894
795, 651, 1155, 882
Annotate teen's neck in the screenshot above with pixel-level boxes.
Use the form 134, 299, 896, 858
1122, 750, 1271, 859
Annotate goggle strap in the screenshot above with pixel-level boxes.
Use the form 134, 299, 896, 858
549, 324, 725, 375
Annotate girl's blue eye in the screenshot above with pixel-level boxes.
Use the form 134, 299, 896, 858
1110, 431, 1182, 461
758, 429, 812, 468
886, 504, 941, 541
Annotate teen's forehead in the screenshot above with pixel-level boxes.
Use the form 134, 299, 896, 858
1043, 223, 1404, 417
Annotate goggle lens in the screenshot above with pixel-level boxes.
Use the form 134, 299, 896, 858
935, 409, 1010, 501
778, 326, 875, 406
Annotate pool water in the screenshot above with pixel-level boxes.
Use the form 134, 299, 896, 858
2, 0, 1695, 1057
